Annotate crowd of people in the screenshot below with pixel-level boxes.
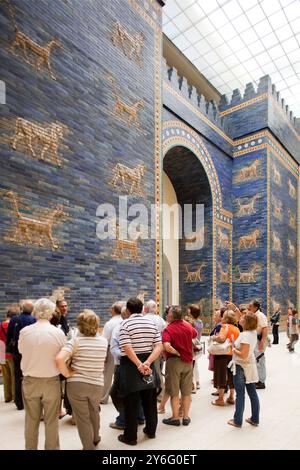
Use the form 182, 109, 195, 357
0, 295, 298, 450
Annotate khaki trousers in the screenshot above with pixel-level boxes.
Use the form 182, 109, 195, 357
22, 376, 61, 450
67, 381, 103, 450
101, 348, 115, 403
2, 358, 15, 402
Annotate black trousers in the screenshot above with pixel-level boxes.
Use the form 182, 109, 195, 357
110, 365, 123, 413
272, 324, 279, 344
13, 353, 23, 410
123, 388, 157, 442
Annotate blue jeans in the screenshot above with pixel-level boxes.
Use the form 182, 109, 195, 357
233, 365, 260, 426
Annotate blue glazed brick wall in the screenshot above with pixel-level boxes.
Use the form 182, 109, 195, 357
232, 149, 268, 312
268, 96, 300, 162
269, 150, 298, 325
0, 0, 161, 322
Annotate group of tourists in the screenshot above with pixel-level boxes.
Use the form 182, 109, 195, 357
0, 295, 298, 450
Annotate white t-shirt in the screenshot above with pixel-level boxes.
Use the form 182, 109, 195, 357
234, 330, 257, 362
143, 313, 166, 335
256, 310, 268, 334
102, 315, 123, 345
233, 330, 259, 384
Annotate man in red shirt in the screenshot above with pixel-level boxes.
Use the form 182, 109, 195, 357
162, 306, 197, 426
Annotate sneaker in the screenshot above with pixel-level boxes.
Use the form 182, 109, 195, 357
118, 434, 137, 446
255, 382, 266, 389
109, 421, 124, 430
162, 417, 180, 426
138, 420, 145, 425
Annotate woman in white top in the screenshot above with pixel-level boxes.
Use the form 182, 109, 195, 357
56, 309, 108, 450
228, 312, 260, 428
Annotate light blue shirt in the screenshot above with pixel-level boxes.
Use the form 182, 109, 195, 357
110, 322, 122, 365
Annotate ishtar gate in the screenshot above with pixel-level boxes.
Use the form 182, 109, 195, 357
1, 0, 300, 454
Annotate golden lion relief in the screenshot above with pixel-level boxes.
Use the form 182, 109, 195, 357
235, 159, 260, 182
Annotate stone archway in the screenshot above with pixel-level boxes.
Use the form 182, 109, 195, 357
162, 144, 213, 327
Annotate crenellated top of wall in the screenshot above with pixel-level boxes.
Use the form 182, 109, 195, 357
162, 58, 230, 134
270, 82, 300, 132
219, 75, 299, 135
163, 56, 300, 138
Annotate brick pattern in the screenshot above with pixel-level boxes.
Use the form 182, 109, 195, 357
0, 0, 162, 322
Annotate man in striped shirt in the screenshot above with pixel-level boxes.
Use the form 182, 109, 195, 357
118, 298, 163, 445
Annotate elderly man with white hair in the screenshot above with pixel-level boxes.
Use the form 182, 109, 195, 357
18, 298, 66, 450
143, 300, 166, 333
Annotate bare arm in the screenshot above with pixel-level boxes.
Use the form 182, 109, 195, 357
225, 301, 242, 320
233, 343, 250, 360
55, 350, 75, 378
258, 326, 268, 351
123, 344, 153, 375
163, 341, 180, 356
211, 332, 227, 343
144, 343, 163, 366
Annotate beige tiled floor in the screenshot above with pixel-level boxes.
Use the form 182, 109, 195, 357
0, 332, 299, 450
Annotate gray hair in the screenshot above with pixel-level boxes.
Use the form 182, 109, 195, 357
146, 300, 157, 314
170, 306, 182, 321
33, 298, 56, 320
112, 301, 125, 315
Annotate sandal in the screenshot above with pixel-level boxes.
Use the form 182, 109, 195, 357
245, 418, 259, 427
228, 419, 241, 428
226, 398, 235, 405
211, 400, 225, 406
158, 408, 165, 414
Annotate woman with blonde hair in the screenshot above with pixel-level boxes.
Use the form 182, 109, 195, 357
56, 309, 108, 450
210, 310, 240, 407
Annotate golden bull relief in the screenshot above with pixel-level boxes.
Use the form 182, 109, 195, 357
288, 209, 296, 230
112, 223, 140, 262
217, 227, 229, 249
110, 162, 145, 196
272, 196, 282, 221
237, 229, 259, 250
218, 263, 229, 283
10, 117, 66, 166
4, 0, 63, 80
2, 190, 66, 250
107, 75, 144, 130
288, 179, 297, 199
111, 21, 144, 67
